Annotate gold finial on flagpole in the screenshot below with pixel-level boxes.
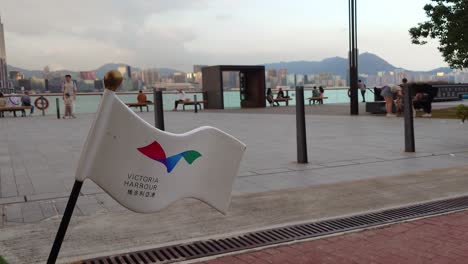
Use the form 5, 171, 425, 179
104, 70, 123, 91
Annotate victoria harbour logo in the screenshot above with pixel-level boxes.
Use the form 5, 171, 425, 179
137, 141, 202, 173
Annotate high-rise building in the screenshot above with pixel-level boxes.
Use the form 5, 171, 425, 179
80, 71, 97, 80
0, 17, 8, 88
172, 72, 186, 83
193, 65, 207, 73
141, 69, 160, 86
9, 71, 23, 80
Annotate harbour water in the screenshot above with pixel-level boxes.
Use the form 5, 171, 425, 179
26, 89, 374, 115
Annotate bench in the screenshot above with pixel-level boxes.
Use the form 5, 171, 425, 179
273, 98, 292, 106
126, 102, 153, 112
0, 106, 32, 117
182, 101, 207, 111
307, 97, 328, 105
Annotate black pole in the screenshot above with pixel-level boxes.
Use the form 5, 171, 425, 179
154, 89, 165, 130
56, 98, 60, 119
404, 84, 415, 152
194, 94, 198, 113
296, 86, 308, 163
47, 180, 83, 264
349, 0, 359, 115
40, 96, 45, 116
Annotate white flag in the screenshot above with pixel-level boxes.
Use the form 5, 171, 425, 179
75, 90, 246, 214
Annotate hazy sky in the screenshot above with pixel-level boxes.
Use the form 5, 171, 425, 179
1, 0, 447, 71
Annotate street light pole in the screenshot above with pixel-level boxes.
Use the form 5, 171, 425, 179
349, 0, 359, 115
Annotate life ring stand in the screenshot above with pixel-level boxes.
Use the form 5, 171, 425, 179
34, 96, 49, 110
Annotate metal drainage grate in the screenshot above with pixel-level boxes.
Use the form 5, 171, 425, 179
81, 195, 468, 264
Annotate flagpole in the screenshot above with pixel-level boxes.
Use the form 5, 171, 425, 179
47, 70, 123, 263
47, 180, 83, 264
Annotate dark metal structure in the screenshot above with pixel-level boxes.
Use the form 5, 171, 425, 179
403, 84, 415, 152
296, 86, 308, 163
348, 0, 359, 115
154, 89, 165, 131
202, 65, 266, 109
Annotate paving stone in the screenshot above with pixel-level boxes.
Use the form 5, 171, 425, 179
94, 193, 127, 213
4, 204, 23, 222
0, 196, 25, 205
0, 166, 18, 198
21, 202, 44, 223
26, 192, 70, 202
39, 201, 58, 219
76, 196, 107, 216
237, 171, 258, 177
320, 160, 359, 167
251, 168, 292, 175
55, 198, 83, 217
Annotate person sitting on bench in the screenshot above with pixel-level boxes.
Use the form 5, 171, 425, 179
413, 85, 438, 118
318, 86, 325, 105
276, 88, 289, 100
0, 93, 6, 117
173, 89, 188, 111
21, 90, 34, 116
137, 90, 147, 104
311, 86, 320, 104
266, 88, 277, 106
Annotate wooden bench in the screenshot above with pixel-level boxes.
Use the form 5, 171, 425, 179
126, 102, 153, 112
182, 101, 207, 111
308, 97, 328, 105
273, 98, 292, 106
0, 106, 32, 117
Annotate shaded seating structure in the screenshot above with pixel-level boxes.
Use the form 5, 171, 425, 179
202, 65, 266, 109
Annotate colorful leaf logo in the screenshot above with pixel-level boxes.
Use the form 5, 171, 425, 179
137, 141, 202, 173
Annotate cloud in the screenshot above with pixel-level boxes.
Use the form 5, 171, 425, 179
0, 0, 447, 71
2, 0, 208, 70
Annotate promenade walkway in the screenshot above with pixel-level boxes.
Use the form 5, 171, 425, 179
0, 106, 467, 263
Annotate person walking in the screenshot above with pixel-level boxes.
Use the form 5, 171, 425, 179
358, 80, 367, 102
62, 74, 77, 117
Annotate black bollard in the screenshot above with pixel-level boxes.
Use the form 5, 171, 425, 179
154, 89, 165, 131
404, 84, 415, 152
56, 98, 60, 119
40, 96, 46, 116
296, 86, 308, 163
194, 94, 198, 113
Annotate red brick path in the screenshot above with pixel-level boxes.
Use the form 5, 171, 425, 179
196, 210, 468, 264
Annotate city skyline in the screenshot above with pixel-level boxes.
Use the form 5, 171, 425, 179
0, 0, 450, 72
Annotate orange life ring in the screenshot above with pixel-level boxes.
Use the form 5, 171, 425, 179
34, 97, 49, 110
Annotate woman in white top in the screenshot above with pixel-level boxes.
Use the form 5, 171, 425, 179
62, 75, 77, 118
173, 89, 188, 111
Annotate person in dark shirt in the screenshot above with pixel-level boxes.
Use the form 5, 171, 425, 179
276, 87, 290, 99
266, 88, 278, 106
318, 86, 325, 104
21, 90, 34, 116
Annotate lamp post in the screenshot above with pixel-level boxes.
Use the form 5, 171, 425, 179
349, 0, 359, 115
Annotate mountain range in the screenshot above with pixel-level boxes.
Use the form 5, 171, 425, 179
7, 52, 451, 79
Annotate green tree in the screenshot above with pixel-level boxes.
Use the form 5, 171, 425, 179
409, 0, 468, 68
